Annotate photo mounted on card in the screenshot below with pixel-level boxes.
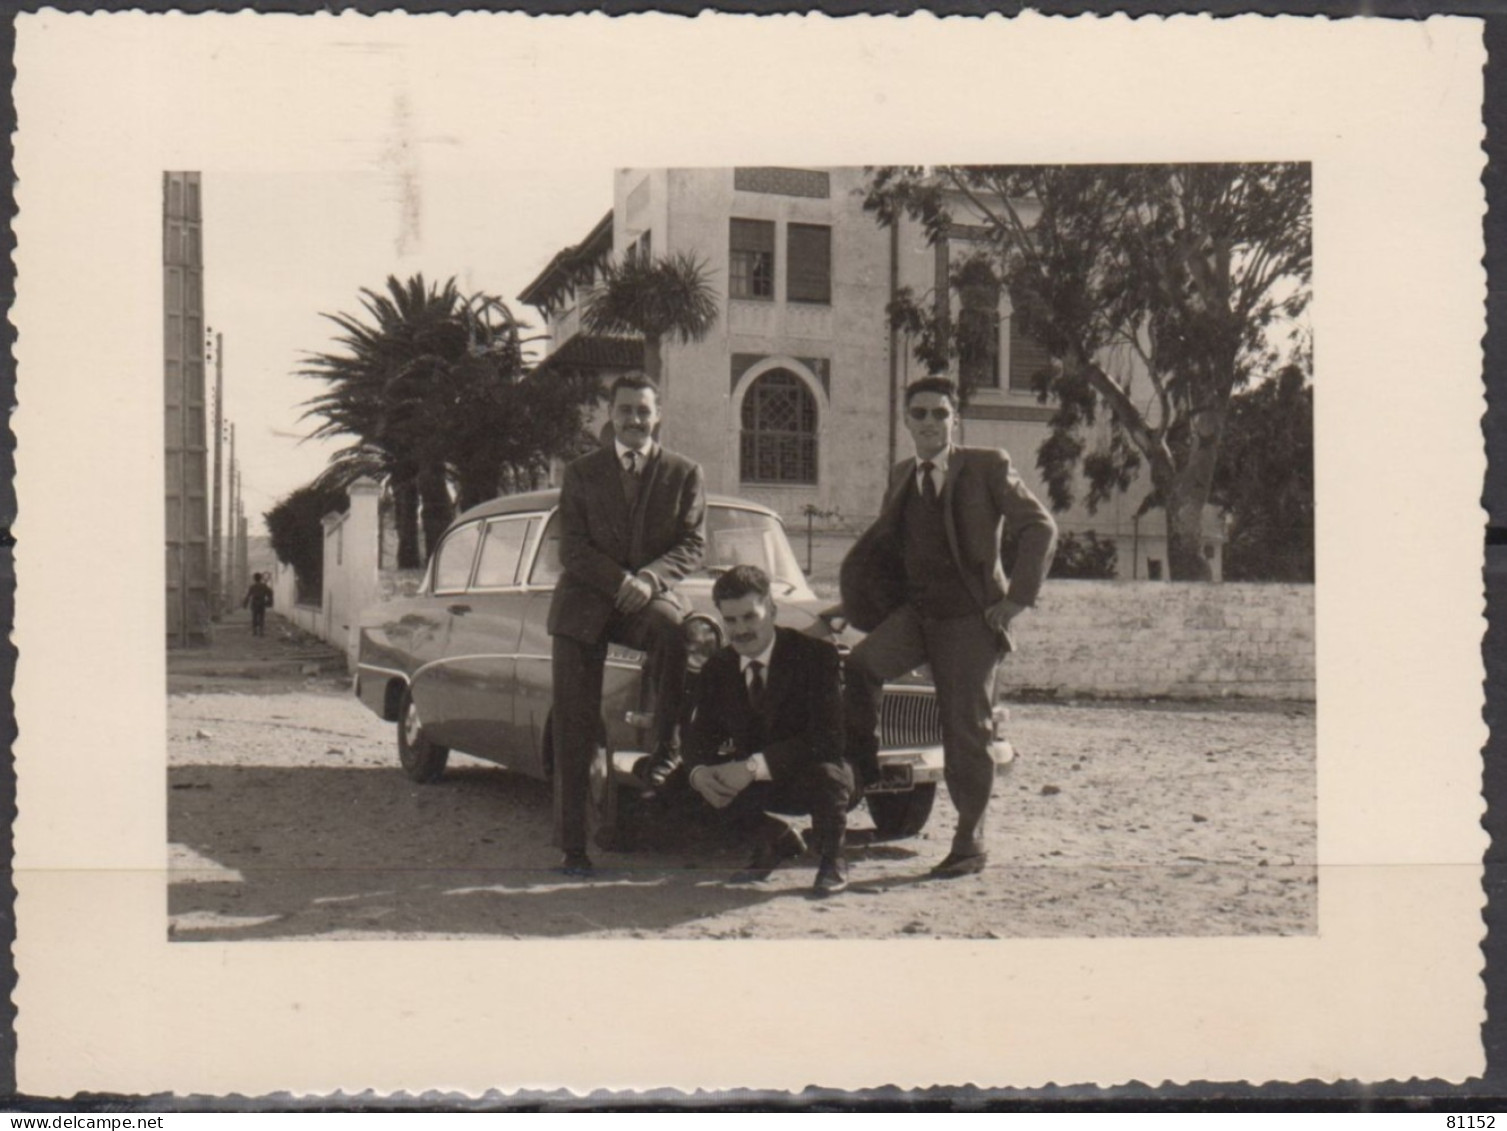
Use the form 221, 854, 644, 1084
11, 11, 1486, 1096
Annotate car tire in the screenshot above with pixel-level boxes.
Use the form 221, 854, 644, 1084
588, 741, 635, 852
546, 719, 635, 853
397, 688, 449, 783
866, 782, 937, 840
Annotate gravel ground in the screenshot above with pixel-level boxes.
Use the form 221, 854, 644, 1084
167, 672, 1315, 942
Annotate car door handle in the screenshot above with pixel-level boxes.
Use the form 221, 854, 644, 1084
448, 603, 472, 616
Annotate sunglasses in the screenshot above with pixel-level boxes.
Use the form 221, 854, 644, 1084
907, 407, 953, 422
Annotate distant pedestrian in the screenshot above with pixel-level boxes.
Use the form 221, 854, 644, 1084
243, 572, 274, 637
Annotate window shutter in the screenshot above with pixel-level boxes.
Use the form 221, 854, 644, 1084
786, 224, 831, 304
730, 218, 774, 254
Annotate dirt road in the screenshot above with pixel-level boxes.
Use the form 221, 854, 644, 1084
167, 644, 1315, 942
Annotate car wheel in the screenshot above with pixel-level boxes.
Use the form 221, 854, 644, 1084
397, 688, 449, 783
866, 782, 937, 840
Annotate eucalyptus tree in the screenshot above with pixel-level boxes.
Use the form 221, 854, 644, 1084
865, 164, 1312, 581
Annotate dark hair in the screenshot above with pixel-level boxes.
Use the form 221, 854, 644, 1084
609, 371, 660, 403
904, 376, 959, 408
712, 563, 772, 607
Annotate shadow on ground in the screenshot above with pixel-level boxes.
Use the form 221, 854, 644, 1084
167, 764, 913, 942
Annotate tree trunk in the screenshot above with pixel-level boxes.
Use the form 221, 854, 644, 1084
417, 461, 454, 560
391, 476, 422, 570
1161, 404, 1227, 582
1164, 486, 1212, 582
455, 462, 499, 513
643, 336, 663, 388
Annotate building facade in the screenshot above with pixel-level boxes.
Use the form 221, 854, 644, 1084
164, 171, 211, 644
519, 167, 1222, 582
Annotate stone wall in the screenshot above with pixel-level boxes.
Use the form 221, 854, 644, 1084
1000, 581, 1314, 700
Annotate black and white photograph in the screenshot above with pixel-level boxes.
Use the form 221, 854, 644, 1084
163, 161, 1318, 943
11, 12, 1485, 1094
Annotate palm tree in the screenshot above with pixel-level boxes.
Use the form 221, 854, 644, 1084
582, 251, 720, 389
301, 274, 464, 566
303, 275, 601, 564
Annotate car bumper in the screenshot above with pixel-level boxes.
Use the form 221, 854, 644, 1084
865, 741, 1016, 792
607, 740, 1016, 793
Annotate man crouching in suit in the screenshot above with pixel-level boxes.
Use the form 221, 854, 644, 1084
684, 564, 853, 896
842, 376, 1057, 880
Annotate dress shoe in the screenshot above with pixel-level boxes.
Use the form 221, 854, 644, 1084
639, 747, 682, 791
728, 825, 806, 884
812, 856, 849, 896
928, 850, 988, 879
558, 851, 595, 879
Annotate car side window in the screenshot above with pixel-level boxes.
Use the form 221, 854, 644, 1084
529, 513, 563, 587
432, 522, 483, 594
472, 516, 533, 590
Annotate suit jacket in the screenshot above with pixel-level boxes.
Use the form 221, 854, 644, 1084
685, 627, 845, 781
547, 443, 707, 643
839, 445, 1057, 634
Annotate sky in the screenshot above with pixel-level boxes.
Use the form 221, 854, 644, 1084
203, 163, 612, 535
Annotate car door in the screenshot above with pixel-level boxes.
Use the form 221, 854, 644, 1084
513, 510, 562, 778
437, 513, 535, 763
514, 509, 655, 771
409, 518, 485, 748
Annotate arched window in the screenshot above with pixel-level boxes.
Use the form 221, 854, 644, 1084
740, 369, 818, 485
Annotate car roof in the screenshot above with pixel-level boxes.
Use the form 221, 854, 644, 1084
453, 488, 779, 524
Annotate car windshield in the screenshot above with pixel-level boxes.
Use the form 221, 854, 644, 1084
527, 504, 809, 594
704, 507, 808, 593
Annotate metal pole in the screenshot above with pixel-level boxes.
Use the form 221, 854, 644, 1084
210, 331, 224, 617
229, 422, 238, 602
238, 514, 249, 604
234, 465, 244, 598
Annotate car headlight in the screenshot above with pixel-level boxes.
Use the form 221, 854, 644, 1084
683, 615, 723, 672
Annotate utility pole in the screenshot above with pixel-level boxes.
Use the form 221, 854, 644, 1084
234, 465, 244, 598
209, 330, 225, 618
238, 512, 249, 606
228, 422, 239, 603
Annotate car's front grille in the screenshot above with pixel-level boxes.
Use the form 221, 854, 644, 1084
880, 690, 941, 747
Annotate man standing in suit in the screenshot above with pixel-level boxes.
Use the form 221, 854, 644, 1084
841, 376, 1057, 879
549, 372, 706, 877
685, 564, 852, 896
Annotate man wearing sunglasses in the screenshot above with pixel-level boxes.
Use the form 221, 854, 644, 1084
840, 376, 1057, 878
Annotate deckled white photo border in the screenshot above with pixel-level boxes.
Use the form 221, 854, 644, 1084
11, 11, 1487, 1094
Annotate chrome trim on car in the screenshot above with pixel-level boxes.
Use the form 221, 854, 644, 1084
411, 653, 521, 680
404, 651, 560, 681
357, 662, 410, 684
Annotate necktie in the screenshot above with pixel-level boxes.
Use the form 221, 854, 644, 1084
920, 460, 939, 504
621, 450, 640, 507
746, 660, 766, 707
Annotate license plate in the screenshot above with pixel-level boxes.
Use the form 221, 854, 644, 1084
869, 763, 914, 792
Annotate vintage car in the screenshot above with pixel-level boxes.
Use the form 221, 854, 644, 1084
354, 489, 1014, 846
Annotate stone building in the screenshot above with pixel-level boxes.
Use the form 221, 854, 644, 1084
164, 171, 211, 643
519, 167, 1223, 582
